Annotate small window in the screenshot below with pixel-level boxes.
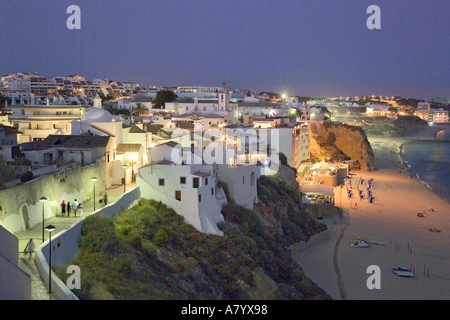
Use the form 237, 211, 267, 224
205, 178, 208, 185
211, 188, 214, 195
159, 178, 165, 186
180, 177, 186, 184
193, 177, 199, 188
198, 194, 201, 203
175, 190, 181, 201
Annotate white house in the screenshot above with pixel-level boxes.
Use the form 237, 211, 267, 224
137, 162, 226, 235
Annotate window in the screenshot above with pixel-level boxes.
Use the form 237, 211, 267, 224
175, 190, 181, 201
250, 172, 255, 186
211, 188, 214, 195
198, 194, 201, 203
205, 178, 208, 185
193, 177, 199, 188
180, 176, 186, 184
159, 179, 165, 186
243, 176, 245, 184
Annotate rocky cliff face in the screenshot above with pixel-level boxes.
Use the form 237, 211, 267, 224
311, 122, 375, 171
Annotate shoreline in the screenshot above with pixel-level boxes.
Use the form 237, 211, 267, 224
292, 126, 450, 300
398, 140, 450, 205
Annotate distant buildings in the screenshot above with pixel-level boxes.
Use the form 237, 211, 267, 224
415, 101, 449, 124
365, 104, 389, 117
0, 72, 141, 106
8, 102, 88, 143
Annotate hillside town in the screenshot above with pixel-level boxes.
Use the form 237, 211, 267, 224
1, 72, 449, 300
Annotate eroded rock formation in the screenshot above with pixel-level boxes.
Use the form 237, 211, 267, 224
310, 122, 375, 171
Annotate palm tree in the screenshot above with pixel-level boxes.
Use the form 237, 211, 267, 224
130, 102, 148, 122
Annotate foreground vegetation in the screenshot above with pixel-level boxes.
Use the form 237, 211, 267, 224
56, 175, 330, 300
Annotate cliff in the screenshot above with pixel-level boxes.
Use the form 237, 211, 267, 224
310, 122, 375, 171
55, 169, 331, 300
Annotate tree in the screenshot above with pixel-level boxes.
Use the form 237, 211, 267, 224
152, 90, 178, 109
190, 106, 202, 121
0, 156, 18, 187
294, 109, 303, 119
388, 107, 398, 114
131, 103, 148, 116
130, 103, 149, 123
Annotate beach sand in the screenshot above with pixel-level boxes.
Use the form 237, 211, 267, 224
292, 128, 450, 300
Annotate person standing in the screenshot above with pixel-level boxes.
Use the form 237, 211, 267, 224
67, 202, 71, 217
61, 200, 66, 216
73, 199, 79, 217
103, 192, 108, 207
77, 203, 83, 217
24, 239, 35, 259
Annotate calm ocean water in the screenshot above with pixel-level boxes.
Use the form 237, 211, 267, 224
401, 141, 450, 204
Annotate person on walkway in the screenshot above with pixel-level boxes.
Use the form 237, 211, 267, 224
77, 203, 83, 217
103, 192, 108, 207
61, 200, 66, 216
24, 239, 35, 259
73, 199, 79, 217
67, 201, 71, 217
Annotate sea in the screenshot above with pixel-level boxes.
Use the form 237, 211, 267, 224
401, 140, 450, 204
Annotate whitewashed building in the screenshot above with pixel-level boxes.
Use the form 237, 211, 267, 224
137, 162, 226, 235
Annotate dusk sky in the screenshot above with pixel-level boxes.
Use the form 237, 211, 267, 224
1, 0, 448, 99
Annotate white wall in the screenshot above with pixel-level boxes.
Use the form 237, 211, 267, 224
34, 186, 141, 300
0, 225, 31, 300
216, 164, 258, 209
0, 162, 106, 234
137, 164, 224, 235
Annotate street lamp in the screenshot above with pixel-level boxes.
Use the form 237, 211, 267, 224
123, 164, 127, 193
39, 197, 48, 243
131, 155, 135, 182
150, 143, 155, 173
91, 177, 97, 211
45, 224, 56, 294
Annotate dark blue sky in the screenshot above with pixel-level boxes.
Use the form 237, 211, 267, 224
1, 0, 448, 99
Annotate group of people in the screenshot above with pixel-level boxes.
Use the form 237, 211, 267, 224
60, 199, 83, 217
60, 193, 108, 217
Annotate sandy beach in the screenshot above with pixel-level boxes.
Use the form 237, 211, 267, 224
292, 127, 450, 300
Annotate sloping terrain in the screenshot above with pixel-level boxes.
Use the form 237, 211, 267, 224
55, 173, 330, 300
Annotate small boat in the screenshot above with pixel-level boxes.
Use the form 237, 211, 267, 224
350, 237, 369, 247
392, 267, 415, 278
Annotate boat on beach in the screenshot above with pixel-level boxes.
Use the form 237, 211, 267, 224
392, 267, 415, 278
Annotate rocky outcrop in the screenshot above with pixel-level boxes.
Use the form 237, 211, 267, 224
311, 122, 375, 171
